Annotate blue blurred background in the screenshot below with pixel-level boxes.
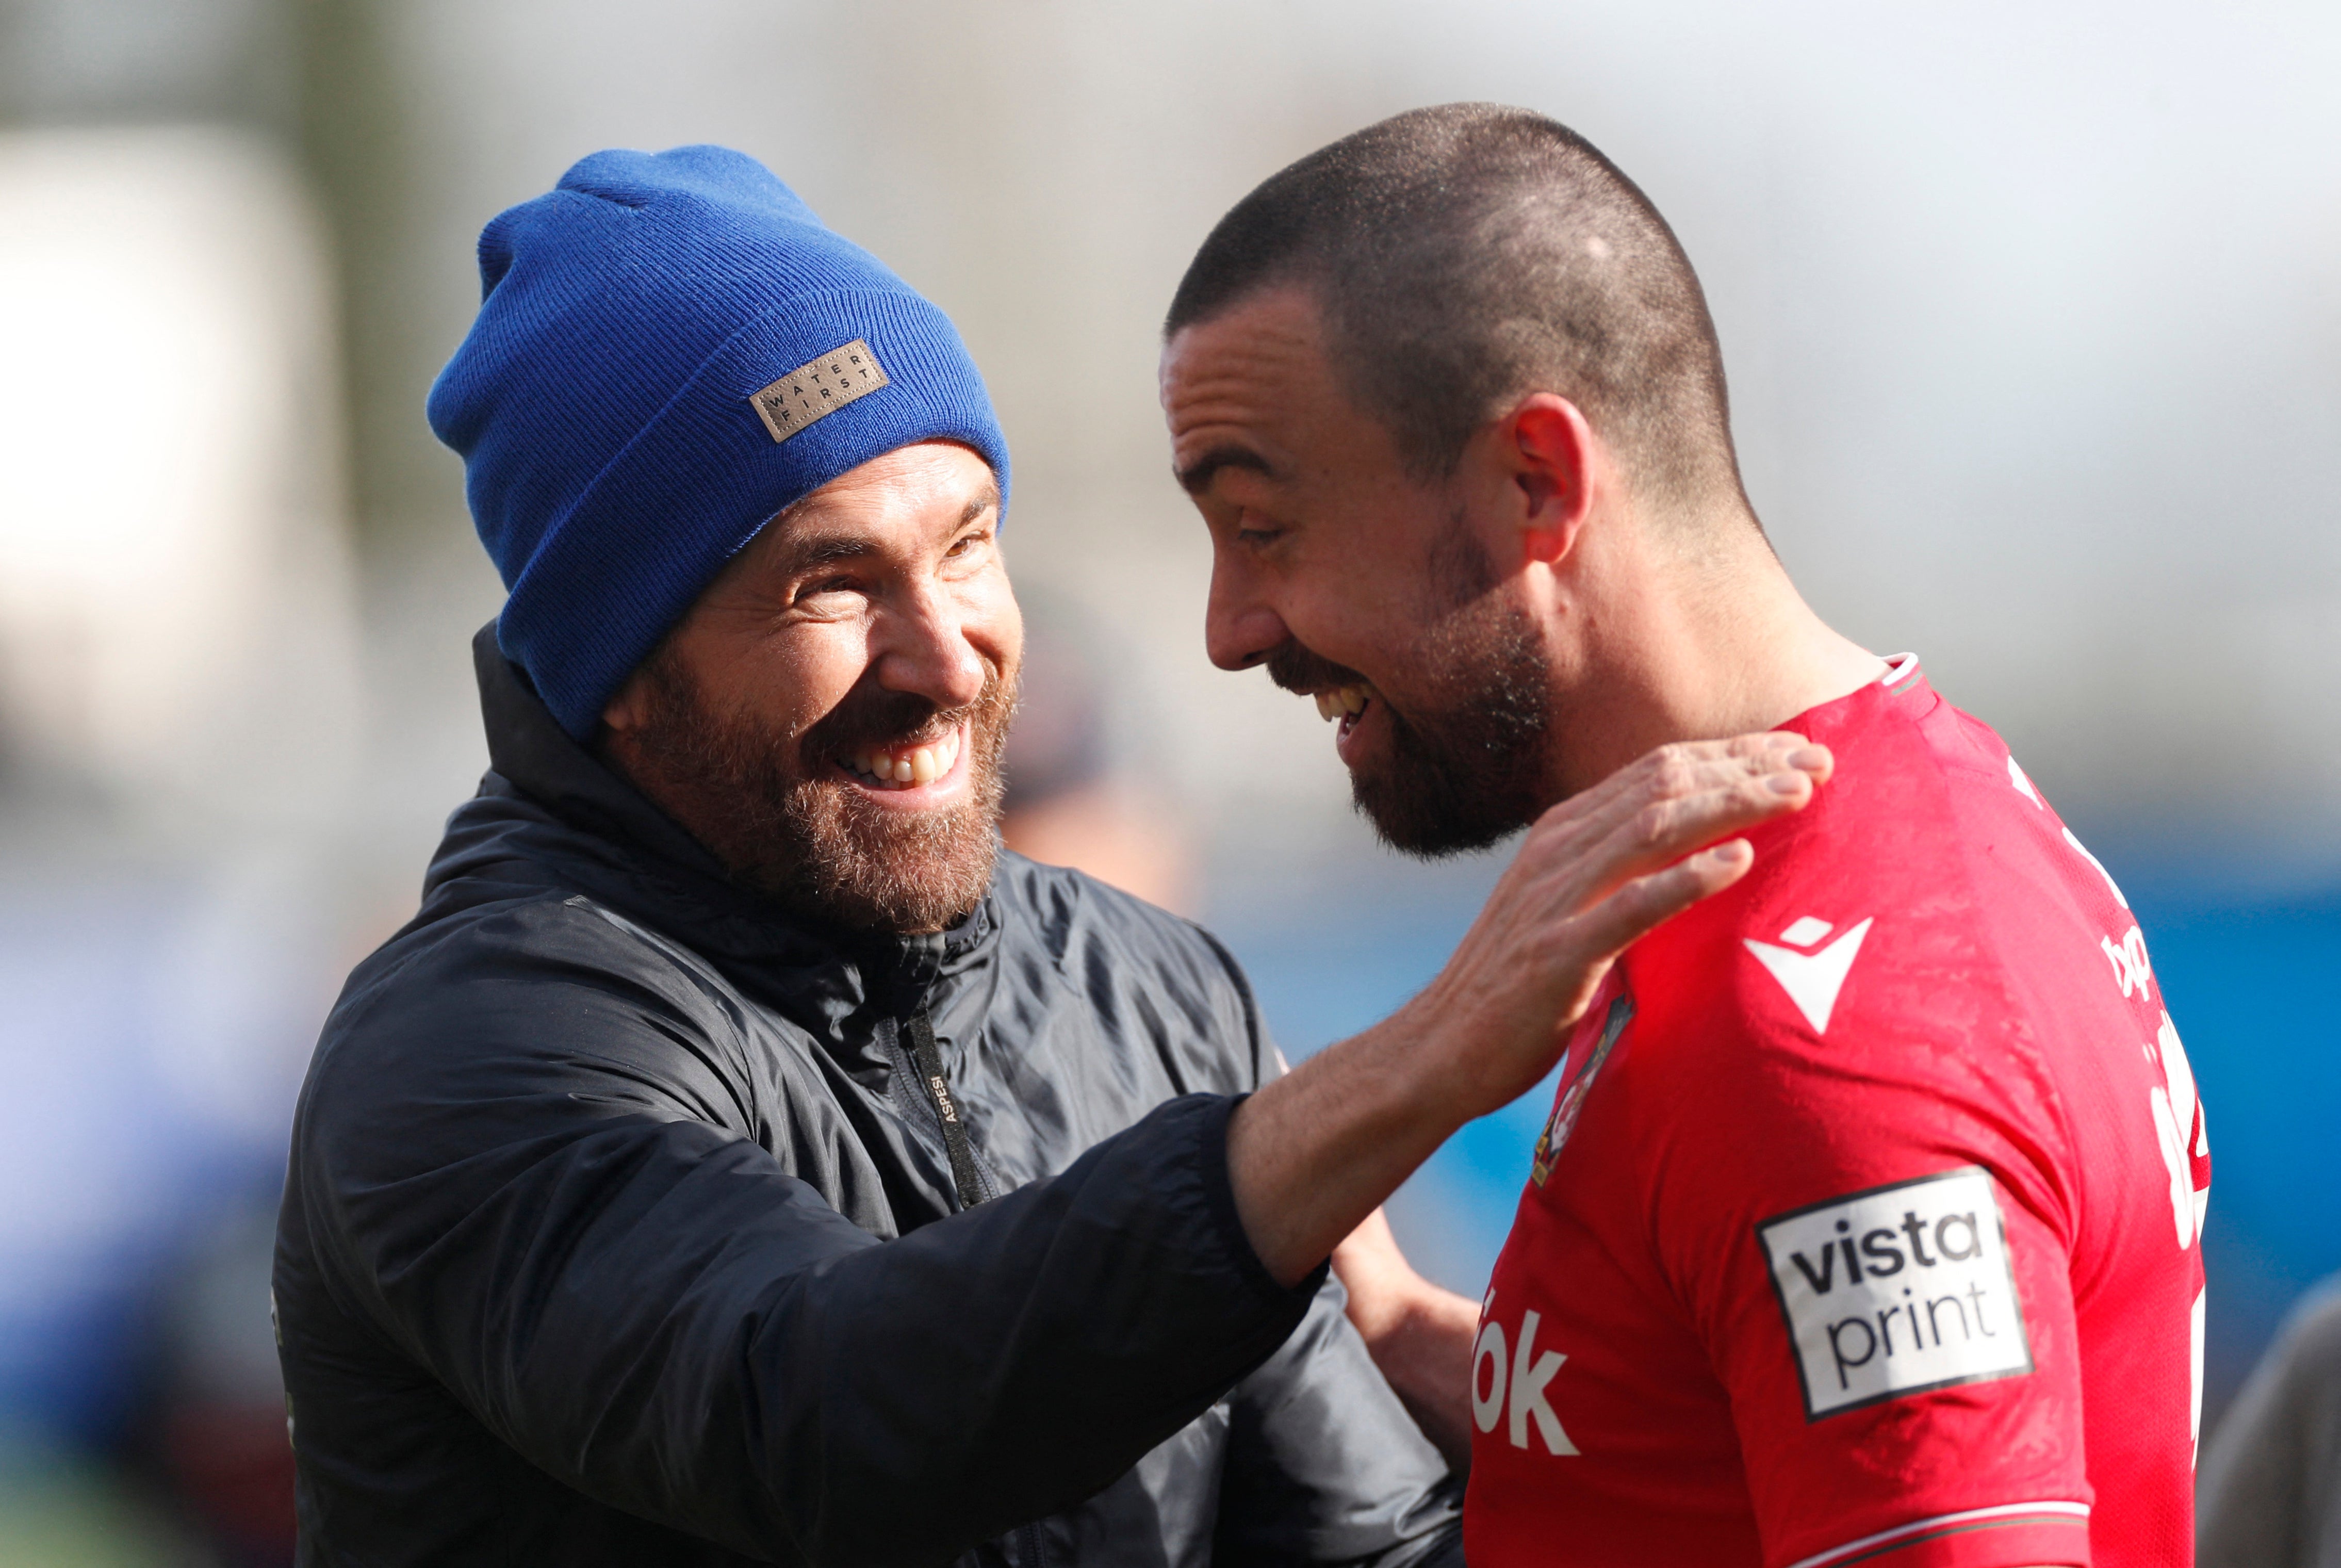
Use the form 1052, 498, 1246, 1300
0, 0, 2333, 1558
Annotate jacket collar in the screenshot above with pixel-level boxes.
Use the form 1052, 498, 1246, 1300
475, 623, 734, 888
468, 623, 999, 1011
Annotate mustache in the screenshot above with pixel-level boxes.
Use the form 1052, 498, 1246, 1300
798, 670, 1017, 761
1263, 641, 1368, 696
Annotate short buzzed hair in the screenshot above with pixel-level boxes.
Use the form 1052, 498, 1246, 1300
1167, 103, 1745, 515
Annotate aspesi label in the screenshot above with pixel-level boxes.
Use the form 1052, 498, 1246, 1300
1755, 1167, 2032, 1420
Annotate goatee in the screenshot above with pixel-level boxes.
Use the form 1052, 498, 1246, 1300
1269, 528, 1553, 858
618, 647, 1015, 934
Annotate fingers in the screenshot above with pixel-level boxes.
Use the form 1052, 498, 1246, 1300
1567, 838, 1757, 959
1517, 739, 1829, 907
1534, 732, 1828, 845
1435, 732, 1829, 1058
1597, 765, 1813, 889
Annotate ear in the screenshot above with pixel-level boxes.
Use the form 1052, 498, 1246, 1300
1496, 394, 1599, 565
600, 667, 653, 738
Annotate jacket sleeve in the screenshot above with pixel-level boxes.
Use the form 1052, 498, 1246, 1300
292, 900, 1319, 1568
1177, 913, 1461, 1567
1211, 1273, 1464, 1568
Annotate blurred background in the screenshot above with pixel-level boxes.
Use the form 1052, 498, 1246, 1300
0, 0, 2333, 1558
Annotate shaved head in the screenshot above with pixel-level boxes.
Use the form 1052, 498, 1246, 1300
1167, 103, 1746, 517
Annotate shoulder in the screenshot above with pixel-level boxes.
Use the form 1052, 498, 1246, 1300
990, 851, 1271, 1077
1613, 698, 2073, 1187
337, 886, 740, 1038
1629, 764, 1986, 1056
1633, 689, 2048, 1047
302, 889, 752, 1159
993, 852, 1246, 988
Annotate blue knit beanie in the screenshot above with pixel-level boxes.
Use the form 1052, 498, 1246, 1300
428, 144, 1011, 739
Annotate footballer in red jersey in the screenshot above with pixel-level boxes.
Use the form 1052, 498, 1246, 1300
1467, 657, 2207, 1567
1163, 105, 2211, 1568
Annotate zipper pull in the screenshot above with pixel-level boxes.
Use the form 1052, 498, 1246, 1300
903, 1010, 987, 1208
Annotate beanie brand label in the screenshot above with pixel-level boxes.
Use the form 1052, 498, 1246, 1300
749, 339, 890, 442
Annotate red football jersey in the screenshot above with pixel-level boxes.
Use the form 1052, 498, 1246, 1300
1464, 659, 2209, 1568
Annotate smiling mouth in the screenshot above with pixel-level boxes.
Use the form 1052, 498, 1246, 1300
838, 726, 964, 791
1311, 682, 1379, 744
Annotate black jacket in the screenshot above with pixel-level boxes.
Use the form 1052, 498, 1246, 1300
272, 629, 1461, 1567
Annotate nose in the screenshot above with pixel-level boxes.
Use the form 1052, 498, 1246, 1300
874, 582, 988, 709
1204, 551, 1289, 673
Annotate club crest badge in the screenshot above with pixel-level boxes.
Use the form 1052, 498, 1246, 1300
1529, 992, 1634, 1186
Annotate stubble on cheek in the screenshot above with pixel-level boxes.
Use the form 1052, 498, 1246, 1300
1271, 519, 1557, 859
1348, 593, 1553, 858
618, 646, 1017, 934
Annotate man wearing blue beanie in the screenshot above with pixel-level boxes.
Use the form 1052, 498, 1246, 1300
272, 144, 1805, 1567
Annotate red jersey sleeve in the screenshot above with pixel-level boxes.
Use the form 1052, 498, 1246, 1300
1635, 916, 2094, 1567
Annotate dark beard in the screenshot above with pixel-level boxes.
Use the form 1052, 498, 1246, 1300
1269, 527, 1553, 858
618, 648, 1014, 934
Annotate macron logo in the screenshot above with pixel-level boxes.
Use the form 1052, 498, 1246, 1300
1745, 916, 1874, 1035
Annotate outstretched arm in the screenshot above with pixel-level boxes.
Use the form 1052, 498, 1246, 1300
290, 731, 1822, 1566
1229, 733, 1832, 1289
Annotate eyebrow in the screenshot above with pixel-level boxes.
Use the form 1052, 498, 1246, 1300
1174, 444, 1281, 496
767, 532, 877, 576
766, 486, 1002, 574
959, 486, 1001, 527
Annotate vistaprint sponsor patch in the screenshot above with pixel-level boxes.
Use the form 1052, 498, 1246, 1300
1756, 1167, 2032, 1420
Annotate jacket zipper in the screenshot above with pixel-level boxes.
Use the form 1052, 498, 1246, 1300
909, 1015, 1050, 1564
903, 1009, 988, 1210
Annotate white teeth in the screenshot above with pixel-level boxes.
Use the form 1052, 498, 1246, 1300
848, 730, 962, 788
1314, 692, 1337, 723
1343, 688, 1368, 716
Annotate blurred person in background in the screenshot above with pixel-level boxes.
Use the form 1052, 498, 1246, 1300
271, 144, 1824, 1567
998, 590, 1193, 913
2197, 1276, 2341, 1566
1161, 104, 2210, 1568
137, 1204, 299, 1568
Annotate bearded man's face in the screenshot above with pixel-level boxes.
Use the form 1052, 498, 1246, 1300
1162, 285, 1562, 857
600, 442, 1022, 934
623, 644, 1013, 932
1265, 526, 1552, 857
